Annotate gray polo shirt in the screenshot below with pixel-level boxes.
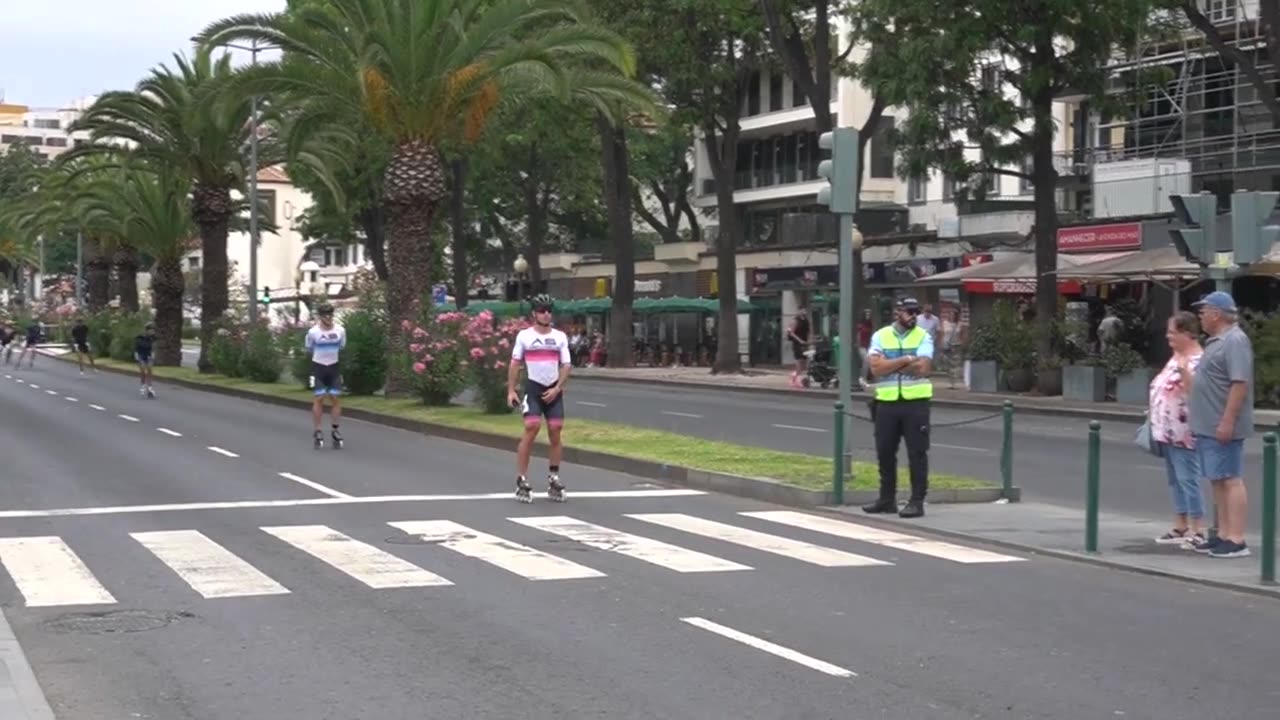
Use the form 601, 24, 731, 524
1188, 324, 1254, 440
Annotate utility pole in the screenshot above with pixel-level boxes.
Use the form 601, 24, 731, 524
76, 230, 83, 307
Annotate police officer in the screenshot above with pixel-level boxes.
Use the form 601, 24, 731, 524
862, 297, 934, 518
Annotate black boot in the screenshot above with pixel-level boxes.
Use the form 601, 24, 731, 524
898, 500, 925, 518
862, 499, 898, 514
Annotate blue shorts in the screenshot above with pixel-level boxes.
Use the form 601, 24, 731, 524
135, 353, 153, 367
1193, 434, 1245, 482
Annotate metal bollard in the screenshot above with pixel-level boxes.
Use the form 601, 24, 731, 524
1000, 401, 1014, 500
1085, 420, 1101, 553
1262, 432, 1276, 585
832, 402, 845, 505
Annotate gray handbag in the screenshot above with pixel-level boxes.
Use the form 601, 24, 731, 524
1135, 416, 1165, 458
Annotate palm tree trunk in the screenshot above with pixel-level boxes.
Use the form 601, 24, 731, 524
113, 244, 140, 313
193, 183, 232, 374
85, 237, 110, 312
597, 111, 635, 368
449, 157, 469, 309
382, 140, 446, 396
150, 257, 185, 366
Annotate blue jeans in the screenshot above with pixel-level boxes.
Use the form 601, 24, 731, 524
1193, 434, 1245, 482
1162, 443, 1205, 519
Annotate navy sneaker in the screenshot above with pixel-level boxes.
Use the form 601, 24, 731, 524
1209, 541, 1250, 559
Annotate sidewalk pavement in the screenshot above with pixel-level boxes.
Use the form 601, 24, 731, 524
837, 500, 1279, 599
572, 365, 1280, 429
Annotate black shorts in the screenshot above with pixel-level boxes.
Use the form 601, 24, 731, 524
521, 380, 564, 426
312, 362, 342, 396
75, 341, 89, 354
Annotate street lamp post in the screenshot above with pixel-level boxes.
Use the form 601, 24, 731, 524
513, 254, 529, 313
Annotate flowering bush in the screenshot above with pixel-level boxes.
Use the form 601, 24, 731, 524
464, 311, 528, 413
405, 309, 471, 405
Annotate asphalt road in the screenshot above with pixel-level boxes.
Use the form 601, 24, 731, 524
178, 344, 1273, 520
2, 359, 1279, 719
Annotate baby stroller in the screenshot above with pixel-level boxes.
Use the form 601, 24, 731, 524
803, 338, 838, 389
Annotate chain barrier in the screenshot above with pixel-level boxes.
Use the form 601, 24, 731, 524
841, 407, 1004, 427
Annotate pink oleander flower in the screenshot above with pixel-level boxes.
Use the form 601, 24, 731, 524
494, 360, 506, 369
409, 343, 424, 353
470, 347, 485, 359
422, 354, 434, 363
412, 362, 426, 374
412, 327, 427, 339
401, 320, 412, 331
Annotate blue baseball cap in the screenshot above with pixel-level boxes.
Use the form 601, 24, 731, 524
1192, 291, 1237, 313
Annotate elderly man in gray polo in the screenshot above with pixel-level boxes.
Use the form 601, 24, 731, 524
1186, 291, 1254, 559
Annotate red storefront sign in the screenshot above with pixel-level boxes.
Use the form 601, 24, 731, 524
963, 279, 1084, 295
1057, 223, 1142, 252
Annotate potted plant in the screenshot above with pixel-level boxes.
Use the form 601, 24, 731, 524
964, 323, 1000, 393
985, 299, 1034, 392
1103, 341, 1149, 405
1036, 353, 1063, 396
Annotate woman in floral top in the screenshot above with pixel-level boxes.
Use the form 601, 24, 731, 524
1147, 311, 1206, 545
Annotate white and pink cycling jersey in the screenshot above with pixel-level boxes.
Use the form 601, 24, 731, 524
511, 327, 571, 386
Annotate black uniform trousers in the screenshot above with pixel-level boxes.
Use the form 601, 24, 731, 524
873, 398, 931, 502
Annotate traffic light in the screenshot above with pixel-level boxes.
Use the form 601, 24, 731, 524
1169, 192, 1218, 264
260, 285, 271, 305
1230, 190, 1280, 265
816, 128, 860, 215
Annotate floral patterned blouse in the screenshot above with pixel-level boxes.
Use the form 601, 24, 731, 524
1148, 351, 1202, 449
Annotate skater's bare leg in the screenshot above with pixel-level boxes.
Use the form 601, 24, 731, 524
517, 418, 540, 478
328, 396, 342, 427
312, 396, 324, 431
547, 422, 563, 468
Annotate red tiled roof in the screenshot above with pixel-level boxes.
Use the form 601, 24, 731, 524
257, 166, 290, 184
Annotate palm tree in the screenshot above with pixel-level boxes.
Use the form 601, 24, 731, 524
198, 0, 646, 394
66, 47, 257, 373
75, 163, 196, 365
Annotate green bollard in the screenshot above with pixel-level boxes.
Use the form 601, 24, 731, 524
1085, 420, 1101, 553
1262, 433, 1277, 585
832, 402, 845, 505
1000, 401, 1014, 500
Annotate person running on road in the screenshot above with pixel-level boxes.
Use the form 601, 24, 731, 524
15, 319, 42, 369
305, 302, 346, 448
135, 323, 156, 397
71, 316, 97, 375
506, 294, 571, 502
0, 321, 14, 366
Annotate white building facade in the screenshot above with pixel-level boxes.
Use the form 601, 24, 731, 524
0, 97, 95, 160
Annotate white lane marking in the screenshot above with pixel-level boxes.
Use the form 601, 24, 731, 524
118, 414, 140, 422
742, 511, 1026, 564
576, 401, 607, 407
45, 389, 57, 395
662, 411, 704, 419
89, 404, 105, 411
207, 446, 239, 458
2, 374, 9, 379
681, 617, 856, 678
0, 489, 707, 520
277, 472, 352, 499
512, 516, 750, 573
263, 525, 451, 589
771, 423, 826, 433
626, 513, 889, 567
131, 530, 290, 599
156, 428, 183, 437
389, 520, 603, 580
932, 443, 986, 452
65, 396, 78, 403
0, 537, 118, 607
27, 383, 38, 389
13, 378, 23, 384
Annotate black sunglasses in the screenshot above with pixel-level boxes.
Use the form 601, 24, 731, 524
533, 306, 552, 313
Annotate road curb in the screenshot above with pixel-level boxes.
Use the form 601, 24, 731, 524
0, 608, 56, 720
572, 374, 1280, 431
823, 508, 1280, 601
55, 355, 1014, 509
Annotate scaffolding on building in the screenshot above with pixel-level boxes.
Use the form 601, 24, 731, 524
1064, 0, 1279, 217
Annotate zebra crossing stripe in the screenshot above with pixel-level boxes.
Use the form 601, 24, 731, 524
740, 511, 1026, 564
511, 516, 751, 573
130, 530, 291, 598
0, 536, 117, 607
262, 525, 452, 589
626, 513, 890, 567
388, 520, 604, 581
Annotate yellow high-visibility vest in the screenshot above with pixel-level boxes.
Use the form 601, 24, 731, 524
872, 325, 934, 402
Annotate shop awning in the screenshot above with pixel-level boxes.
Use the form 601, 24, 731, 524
1054, 245, 1202, 282
913, 251, 1133, 293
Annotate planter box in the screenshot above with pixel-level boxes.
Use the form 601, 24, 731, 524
1115, 368, 1152, 405
967, 360, 999, 393
1063, 364, 1105, 402
1003, 367, 1035, 393
1037, 367, 1063, 396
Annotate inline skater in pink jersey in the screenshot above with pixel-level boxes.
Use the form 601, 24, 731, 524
506, 294, 572, 502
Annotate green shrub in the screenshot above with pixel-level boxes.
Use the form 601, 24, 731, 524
339, 310, 387, 395
1242, 310, 1280, 408
239, 325, 283, 383
287, 331, 312, 388
405, 308, 470, 405
209, 328, 245, 378
108, 312, 149, 362
85, 311, 114, 358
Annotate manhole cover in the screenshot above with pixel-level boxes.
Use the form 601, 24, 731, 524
41, 610, 192, 635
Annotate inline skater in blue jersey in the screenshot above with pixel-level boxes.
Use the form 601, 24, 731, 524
305, 303, 347, 449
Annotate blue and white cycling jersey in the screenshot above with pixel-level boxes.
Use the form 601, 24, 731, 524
305, 324, 346, 366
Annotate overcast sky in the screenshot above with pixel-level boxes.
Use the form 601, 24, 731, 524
0, 0, 285, 108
